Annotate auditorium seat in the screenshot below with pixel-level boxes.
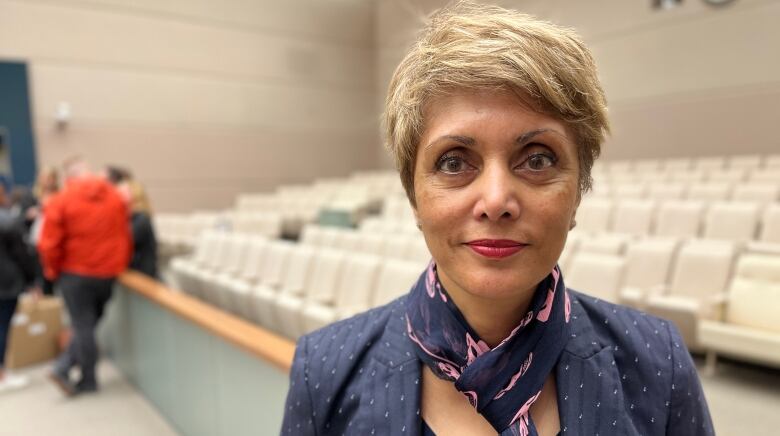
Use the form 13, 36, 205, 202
193, 234, 250, 305
730, 183, 780, 205
356, 233, 386, 255
575, 198, 613, 234
633, 158, 661, 172
686, 182, 732, 202
250, 243, 310, 328
274, 248, 346, 339
654, 200, 705, 239
664, 157, 692, 172
700, 253, 780, 370
703, 201, 761, 242
565, 253, 626, 303
169, 231, 221, 296
611, 199, 656, 236
371, 259, 423, 307
619, 237, 679, 308
748, 168, 780, 183
577, 233, 631, 256
215, 237, 270, 318
301, 254, 382, 334
406, 238, 432, 268
645, 183, 685, 201
694, 156, 726, 172
645, 239, 738, 350
728, 154, 763, 170
612, 183, 646, 199
759, 204, 780, 244
705, 167, 747, 183
765, 154, 780, 169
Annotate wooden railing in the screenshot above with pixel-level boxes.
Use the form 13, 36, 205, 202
118, 271, 295, 372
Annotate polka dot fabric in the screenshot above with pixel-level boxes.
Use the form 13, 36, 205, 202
281, 290, 714, 436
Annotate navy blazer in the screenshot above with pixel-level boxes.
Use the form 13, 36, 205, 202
281, 290, 714, 435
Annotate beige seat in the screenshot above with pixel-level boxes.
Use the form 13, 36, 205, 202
381, 236, 412, 259
357, 233, 386, 255
668, 170, 704, 184
694, 156, 725, 172
731, 183, 780, 205
645, 239, 738, 351
565, 253, 626, 303
645, 183, 685, 201
664, 158, 692, 172
633, 158, 661, 172
577, 233, 631, 256
299, 224, 324, 246
700, 253, 780, 370
406, 238, 432, 269
301, 254, 382, 334
704, 167, 747, 183
169, 230, 222, 296
686, 182, 732, 202
654, 200, 705, 239
611, 183, 646, 200
703, 201, 761, 242
766, 154, 780, 169
575, 198, 613, 234
759, 204, 780, 244
618, 238, 679, 308
212, 236, 268, 315
728, 154, 763, 170
274, 248, 346, 339
372, 259, 423, 307
193, 234, 250, 305
249, 242, 307, 328
611, 199, 656, 237
748, 169, 780, 183
215, 237, 269, 318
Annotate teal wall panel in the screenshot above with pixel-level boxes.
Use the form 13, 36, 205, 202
100, 285, 290, 436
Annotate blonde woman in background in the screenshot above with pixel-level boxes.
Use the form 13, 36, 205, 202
118, 179, 158, 279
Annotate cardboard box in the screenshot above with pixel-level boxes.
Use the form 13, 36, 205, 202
4, 296, 64, 369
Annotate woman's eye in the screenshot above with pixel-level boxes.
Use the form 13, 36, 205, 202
523, 153, 555, 171
436, 155, 470, 174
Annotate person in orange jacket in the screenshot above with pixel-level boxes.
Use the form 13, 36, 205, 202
37, 156, 132, 396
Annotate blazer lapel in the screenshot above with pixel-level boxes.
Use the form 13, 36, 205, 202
352, 301, 423, 436
555, 293, 640, 435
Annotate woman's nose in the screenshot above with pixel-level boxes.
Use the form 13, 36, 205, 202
471, 165, 521, 221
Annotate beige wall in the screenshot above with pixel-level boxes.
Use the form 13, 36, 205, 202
374, 0, 780, 163
0, 0, 377, 211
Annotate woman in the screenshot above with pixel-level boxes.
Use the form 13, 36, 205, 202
119, 179, 158, 278
282, 3, 713, 435
29, 166, 60, 295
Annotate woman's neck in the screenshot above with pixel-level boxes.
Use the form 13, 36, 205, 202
439, 273, 535, 348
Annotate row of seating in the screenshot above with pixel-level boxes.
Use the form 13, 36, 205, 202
169, 231, 425, 340
299, 224, 430, 266
588, 180, 780, 203
561, 234, 780, 368
574, 199, 780, 244
594, 153, 780, 173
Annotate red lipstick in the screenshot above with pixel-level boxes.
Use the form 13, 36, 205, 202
466, 239, 526, 259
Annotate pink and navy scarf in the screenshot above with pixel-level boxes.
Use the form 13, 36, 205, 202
405, 261, 571, 435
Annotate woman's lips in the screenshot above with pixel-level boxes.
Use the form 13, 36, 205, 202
465, 239, 527, 258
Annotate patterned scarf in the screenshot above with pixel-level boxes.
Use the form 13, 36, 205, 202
405, 261, 571, 435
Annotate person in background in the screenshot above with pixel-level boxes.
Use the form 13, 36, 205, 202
28, 166, 61, 296
0, 196, 36, 393
38, 156, 131, 396
118, 179, 158, 279
103, 165, 132, 186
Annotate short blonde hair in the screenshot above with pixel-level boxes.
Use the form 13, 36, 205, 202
383, 1, 610, 206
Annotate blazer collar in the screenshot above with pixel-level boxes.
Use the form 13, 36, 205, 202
370, 293, 640, 436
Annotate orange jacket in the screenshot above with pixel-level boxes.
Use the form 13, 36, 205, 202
38, 176, 132, 280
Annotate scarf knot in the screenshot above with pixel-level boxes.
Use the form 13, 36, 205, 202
405, 262, 571, 435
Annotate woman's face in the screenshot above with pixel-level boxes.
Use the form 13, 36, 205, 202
413, 89, 580, 303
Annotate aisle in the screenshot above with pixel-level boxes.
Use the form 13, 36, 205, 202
0, 360, 178, 436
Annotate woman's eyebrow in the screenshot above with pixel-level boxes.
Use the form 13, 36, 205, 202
515, 129, 554, 145
424, 135, 475, 150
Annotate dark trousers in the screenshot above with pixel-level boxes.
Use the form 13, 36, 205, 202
0, 297, 19, 368
54, 274, 114, 388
